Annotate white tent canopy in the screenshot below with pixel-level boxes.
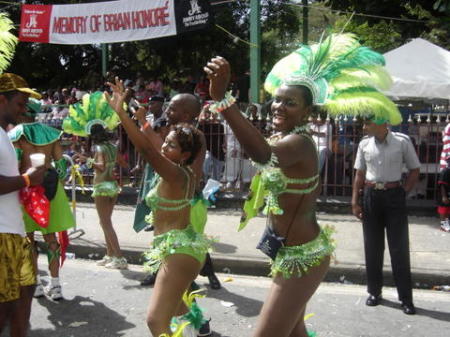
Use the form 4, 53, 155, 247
383, 38, 450, 100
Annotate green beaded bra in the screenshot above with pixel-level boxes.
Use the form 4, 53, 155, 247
239, 125, 319, 230
145, 166, 194, 212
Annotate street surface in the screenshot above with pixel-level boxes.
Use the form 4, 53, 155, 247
7, 256, 449, 337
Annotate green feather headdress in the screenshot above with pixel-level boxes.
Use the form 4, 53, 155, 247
62, 91, 120, 137
0, 12, 18, 74
264, 33, 402, 125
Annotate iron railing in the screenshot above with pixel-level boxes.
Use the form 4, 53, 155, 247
52, 113, 448, 201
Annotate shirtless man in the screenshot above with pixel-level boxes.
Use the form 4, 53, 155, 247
9, 98, 75, 300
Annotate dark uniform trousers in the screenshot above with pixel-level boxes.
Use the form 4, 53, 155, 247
362, 186, 413, 303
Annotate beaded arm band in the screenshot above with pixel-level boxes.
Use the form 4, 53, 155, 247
209, 91, 236, 114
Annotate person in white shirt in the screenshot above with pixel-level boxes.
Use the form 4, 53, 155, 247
0, 73, 46, 337
309, 114, 332, 174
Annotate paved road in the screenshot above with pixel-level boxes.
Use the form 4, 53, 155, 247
10, 257, 450, 337
57, 203, 450, 286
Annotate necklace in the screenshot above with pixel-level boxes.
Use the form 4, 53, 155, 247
290, 124, 310, 135
268, 124, 310, 145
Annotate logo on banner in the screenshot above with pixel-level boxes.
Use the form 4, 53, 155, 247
188, 0, 202, 16
25, 14, 38, 29
19, 5, 52, 43
181, 0, 209, 28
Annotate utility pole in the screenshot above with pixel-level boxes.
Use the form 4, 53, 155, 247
250, 0, 261, 103
101, 43, 108, 77
302, 0, 308, 44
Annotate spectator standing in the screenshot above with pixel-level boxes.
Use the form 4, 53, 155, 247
352, 116, 420, 315
147, 77, 164, 96
198, 104, 225, 181
146, 95, 165, 124
437, 158, 450, 232
223, 120, 242, 190
195, 76, 211, 102
309, 114, 332, 174
439, 122, 450, 171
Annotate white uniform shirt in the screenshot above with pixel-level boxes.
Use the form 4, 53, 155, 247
0, 127, 25, 236
354, 131, 420, 182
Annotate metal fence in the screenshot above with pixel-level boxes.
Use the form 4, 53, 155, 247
56, 113, 448, 201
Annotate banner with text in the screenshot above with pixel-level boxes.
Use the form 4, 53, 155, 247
19, 0, 212, 45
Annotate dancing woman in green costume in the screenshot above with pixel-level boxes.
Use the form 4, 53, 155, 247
86, 124, 127, 269
204, 33, 400, 337
106, 78, 212, 337
62, 91, 126, 269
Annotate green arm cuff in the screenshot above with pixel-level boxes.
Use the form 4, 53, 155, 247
55, 158, 68, 180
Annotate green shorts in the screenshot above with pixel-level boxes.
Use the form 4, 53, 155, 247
270, 225, 335, 279
143, 225, 213, 274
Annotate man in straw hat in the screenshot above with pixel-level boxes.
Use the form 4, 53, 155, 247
0, 72, 46, 337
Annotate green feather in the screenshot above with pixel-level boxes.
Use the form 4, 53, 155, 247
62, 91, 120, 136
264, 31, 399, 122
325, 87, 402, 125
0, 13, 17, 73
329, 66, 392, 92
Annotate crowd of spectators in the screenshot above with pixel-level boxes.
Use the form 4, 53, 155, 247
33, 73, 447, 200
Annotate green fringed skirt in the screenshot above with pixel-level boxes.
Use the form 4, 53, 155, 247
143, 225, 214, 274
270, 225, 335, 279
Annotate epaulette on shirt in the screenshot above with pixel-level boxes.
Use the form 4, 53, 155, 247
391, 132, 412, 143
359, 135, 370, 146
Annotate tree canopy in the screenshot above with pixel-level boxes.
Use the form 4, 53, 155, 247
4, 0, 300, 90
315, 0, 450, 52
2, 0, 450, 90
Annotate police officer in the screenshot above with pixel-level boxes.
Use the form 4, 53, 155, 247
352, 116, 420, 315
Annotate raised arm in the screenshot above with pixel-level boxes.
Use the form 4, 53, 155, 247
204, 57, 271, 164
105, 79, 184, 183
132, 105, 164, 150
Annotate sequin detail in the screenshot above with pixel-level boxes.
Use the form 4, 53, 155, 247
143, 225, 214, 274
270, 225, 335, 279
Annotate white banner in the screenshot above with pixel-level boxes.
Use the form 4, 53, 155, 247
20, 0, 178, 45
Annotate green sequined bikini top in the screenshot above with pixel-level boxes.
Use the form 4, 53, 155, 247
145, 166, 195, 212
260, 167, 319, 215
253, 130, 319, 216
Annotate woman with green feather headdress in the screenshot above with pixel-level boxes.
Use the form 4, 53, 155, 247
204, 32, 400, 337
63, 91, 127, 270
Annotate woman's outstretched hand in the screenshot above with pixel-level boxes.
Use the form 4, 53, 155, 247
105, 77, 127, 115
204, 56, 231, 101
